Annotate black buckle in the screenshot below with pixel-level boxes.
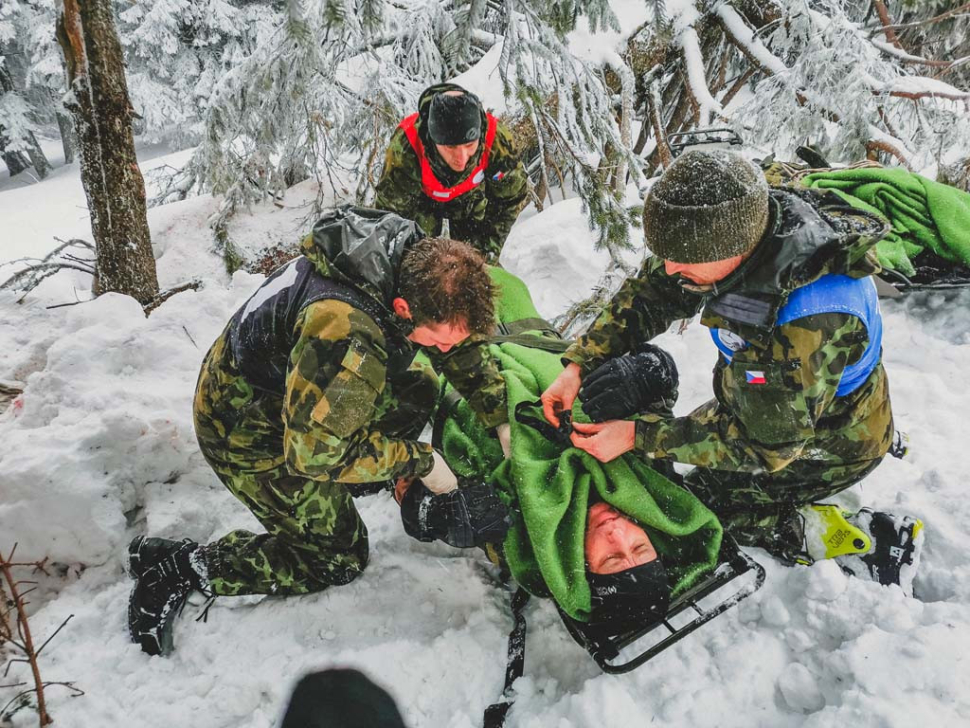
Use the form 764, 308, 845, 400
513, 400, 572, 447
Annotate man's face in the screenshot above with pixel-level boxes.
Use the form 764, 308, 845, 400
585, 503, 658, 575
664, 254, 746, 285
407, 319, 471, 353
434, 140, 480, 173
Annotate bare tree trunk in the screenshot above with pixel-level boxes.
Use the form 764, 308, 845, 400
0, 65, 52, 179
52, 87, 77, 164
24, 132, 52, 178
56, 0, 159, 304
2, 149, 31, 176
56, 111, 76, 164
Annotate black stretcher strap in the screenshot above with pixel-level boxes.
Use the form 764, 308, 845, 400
483, 588, 531, 728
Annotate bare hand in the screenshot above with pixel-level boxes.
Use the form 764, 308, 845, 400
541, 363, 583, 428
496, 422, 512, 458
394, 477, 415, 504
570, 420, 636, 463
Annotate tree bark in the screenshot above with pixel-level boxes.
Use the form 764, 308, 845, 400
53, 88, 77, 164
0, 64, 52, 179
56, 0, 159, 304
2, 149, 31, 176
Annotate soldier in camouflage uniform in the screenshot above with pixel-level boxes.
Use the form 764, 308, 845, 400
126, 208, 506, 656
543, 151, 923, 588
374, 83, 529, 263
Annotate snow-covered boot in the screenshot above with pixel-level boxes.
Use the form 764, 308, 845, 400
801, 504, 872, 561
888, 429, 911, 460
126, 536, 209, 656
846, 509, 924, 596
800, 505, 924, 596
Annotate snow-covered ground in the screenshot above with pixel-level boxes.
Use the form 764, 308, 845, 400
2, 152, 970, 728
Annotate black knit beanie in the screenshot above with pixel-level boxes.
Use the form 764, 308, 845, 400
643, 150, 769, 264
428, 91, 482, 145
280, 669, 407, 728
586, 558, 671, 637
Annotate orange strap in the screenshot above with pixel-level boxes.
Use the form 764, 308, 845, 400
398, 112, 499, 203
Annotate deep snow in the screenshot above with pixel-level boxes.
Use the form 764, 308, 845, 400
3, 154, 970, 728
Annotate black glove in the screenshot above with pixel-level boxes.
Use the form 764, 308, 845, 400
578, 344, 679, 423
400, 480, 511, 549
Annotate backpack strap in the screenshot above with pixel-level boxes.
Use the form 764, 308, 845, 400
483, 588, 531, 728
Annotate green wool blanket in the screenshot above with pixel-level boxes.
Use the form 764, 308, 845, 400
437, 268, 722, 621
801, 167, 970, 276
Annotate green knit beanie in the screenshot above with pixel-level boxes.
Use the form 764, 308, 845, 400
643, 150, 769, 264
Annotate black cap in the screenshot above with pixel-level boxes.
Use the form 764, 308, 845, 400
427, 91, 482, 145
280, 669, 407, 728
586, 558, 671, 636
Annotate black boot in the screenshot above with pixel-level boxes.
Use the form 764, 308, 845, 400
126, 536, 208, 656
855, 509, 924, 595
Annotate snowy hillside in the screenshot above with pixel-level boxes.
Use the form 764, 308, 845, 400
2, 150, 970, 727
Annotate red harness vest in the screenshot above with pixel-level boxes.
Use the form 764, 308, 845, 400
398, 112, 499, 203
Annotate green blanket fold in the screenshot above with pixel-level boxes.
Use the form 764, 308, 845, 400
801, 167, 970, 276
438, 268, 722, 621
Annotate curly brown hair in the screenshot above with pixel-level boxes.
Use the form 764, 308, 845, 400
398, 237, 495, 335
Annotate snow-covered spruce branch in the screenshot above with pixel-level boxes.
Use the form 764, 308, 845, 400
865, 2, 970, 36
715, 5, 786, 76
496, 1, 645, 250
645, 67, 673, 169
679, 26, 726, 126
726, 0, 970, 170
868, 38, 963, 70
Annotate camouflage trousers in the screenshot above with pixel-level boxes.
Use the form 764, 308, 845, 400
193, 334, 438, 597
683, 456, 884, 559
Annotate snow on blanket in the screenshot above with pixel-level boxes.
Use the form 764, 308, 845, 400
2, 191, 970, 727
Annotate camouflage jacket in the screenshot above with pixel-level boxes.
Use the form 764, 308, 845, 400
219, 209, 505, 484
564, 188, 894, 474
373, 83, 529, 262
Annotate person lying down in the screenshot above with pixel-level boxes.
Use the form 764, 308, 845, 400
395, 267, 724, 631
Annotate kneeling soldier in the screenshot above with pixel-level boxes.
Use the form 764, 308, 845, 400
127, 208, 504, 655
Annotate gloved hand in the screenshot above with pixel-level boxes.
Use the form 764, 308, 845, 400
400, 480, 512, 549
578, 344, 678, 423
421, 450, 458, 494
495, 423, 512, 458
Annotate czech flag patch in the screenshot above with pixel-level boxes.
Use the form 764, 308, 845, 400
745, 370, 767, 385
492, 170, 505, 181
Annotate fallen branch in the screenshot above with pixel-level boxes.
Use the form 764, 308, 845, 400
142, 279, 203, 315
0, 238, 96, 302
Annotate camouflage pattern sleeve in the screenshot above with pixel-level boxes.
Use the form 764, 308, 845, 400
283, 300, 434, 483
469, 123, 529, 260
425, 333, 508, 428
373, 129, 439, 236
634, 313, 868, 473
563, 257, 702, 374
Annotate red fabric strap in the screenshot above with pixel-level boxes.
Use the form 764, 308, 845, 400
398, 113, 499, 203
